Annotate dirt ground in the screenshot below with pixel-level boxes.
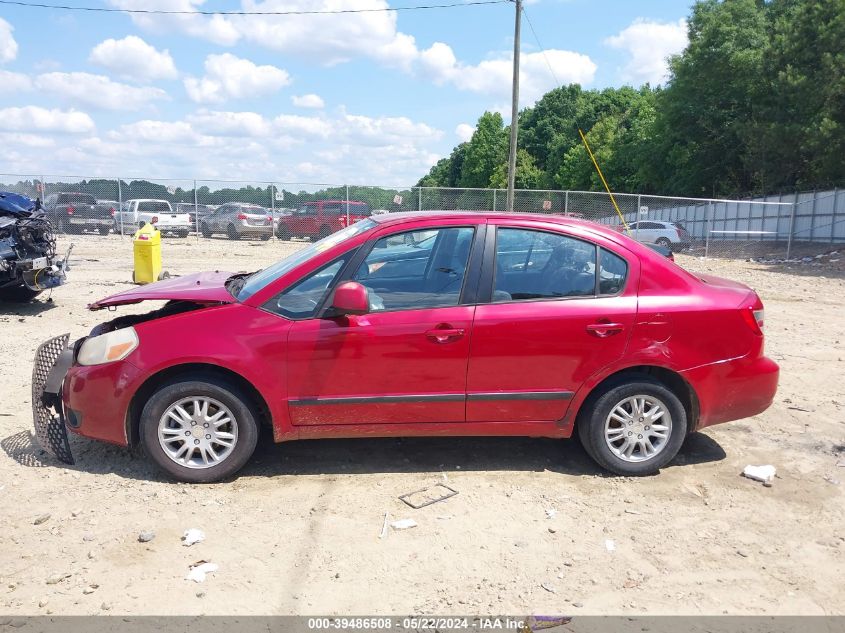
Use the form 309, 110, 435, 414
0, 234, 843, 616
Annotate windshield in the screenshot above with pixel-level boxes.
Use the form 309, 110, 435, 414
236, 218, 377, 301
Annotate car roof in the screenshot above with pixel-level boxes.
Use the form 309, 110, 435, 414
373, 210, 624, 236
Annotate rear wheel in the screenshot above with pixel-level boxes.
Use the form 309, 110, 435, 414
200, 224, 212, 238
656, 237, 672, 248
140, 376, 259, 483
577, 378, 687, 476
98, 226, 110, 236
277, 226, 291, 241
318, 225, 331, 239
261, 233, 271, 241
227, 224, 239, 240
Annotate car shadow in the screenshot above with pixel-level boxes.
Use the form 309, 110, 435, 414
2, 427, 727, 483
0, 296, 59, 315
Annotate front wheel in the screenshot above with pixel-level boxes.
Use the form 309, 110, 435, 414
227, 224, 239, 240
99, 227, 111, 236
276, 226, 291, 241
577, 379, 687, 476
140, 376, 259, 483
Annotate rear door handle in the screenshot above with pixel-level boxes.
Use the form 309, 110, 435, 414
426, 326, 465, 344
586, 322, 624, 338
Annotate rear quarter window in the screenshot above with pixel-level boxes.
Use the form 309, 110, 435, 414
599, 248, 628, 295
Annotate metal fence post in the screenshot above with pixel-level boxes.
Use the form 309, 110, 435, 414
635, 195, 641, 241
418, 187, 422, 212
564, 190, 569, 215
705, 201, 712, 258
832, 187, 840, 244
493, 189, 497, 212
786, 192, 798, 260
345, 184, 350, 224
193, 180, 199, 241
117, 177, 124, 238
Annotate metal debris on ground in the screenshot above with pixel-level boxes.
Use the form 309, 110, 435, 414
398, 483, 458, 509
742, 464, 777, 484
182, 528, 205, 547
390, 519, 418, 530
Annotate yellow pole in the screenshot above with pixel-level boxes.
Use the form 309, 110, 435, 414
578, 128, 628, 230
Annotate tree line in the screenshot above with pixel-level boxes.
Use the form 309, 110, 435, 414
417, 0, 845, 198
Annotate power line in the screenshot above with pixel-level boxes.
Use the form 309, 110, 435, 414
0, 0, 512, 15
521, 4, 561, 88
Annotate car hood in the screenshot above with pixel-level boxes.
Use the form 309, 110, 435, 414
88, 271, 236, 310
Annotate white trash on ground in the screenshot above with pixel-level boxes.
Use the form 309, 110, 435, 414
182, 528, 205, 547
605, 539, 616, 552
186, 561, 218, 583
742, 464, 777, 483
390, 519, 418, 530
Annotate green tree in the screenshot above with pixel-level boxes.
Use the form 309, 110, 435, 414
489, 149, 544, 189
458, 112, 508, 188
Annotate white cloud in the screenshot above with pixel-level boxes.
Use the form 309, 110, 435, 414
108, 0, 240, 46
420, 43, 597, 105
0, 106, 94, 134
455, 123, 475, 143
184, 53, 290, 104
605, 18, 688, 85
0, 69, 32, 91
0, 17, 17, 64
291, 93, 325, 109
35, 72, 169, 110
89, 35, 178, 82
1, 106, 443, 184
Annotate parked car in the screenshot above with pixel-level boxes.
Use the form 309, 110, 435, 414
43, 192, 114, 235
115, 200, 191, 237
268, 208, 294, 231
276, 200, 372, 241
33, 211, 778, 482
199, 203, 273, 240
620, 221, 691, 250
0, 191, 69, 301
175, 203, 214, 227
643, 241, 674, 261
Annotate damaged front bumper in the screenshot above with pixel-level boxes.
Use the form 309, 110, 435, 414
31, 333, 75, 464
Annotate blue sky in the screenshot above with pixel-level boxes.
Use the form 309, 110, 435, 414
0, 0, 691, 187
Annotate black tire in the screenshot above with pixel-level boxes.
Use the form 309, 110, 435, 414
140, 376, 259, 483
318, 225, 331, 239
656, 237, 672, 248
227, 224, 239, 240
0, 285, 43, 302
200, 224, 212, 238
276, 226, 291, 241
260, 233, 271, 241
99, 226, 111, 236
577, 378, 687, 476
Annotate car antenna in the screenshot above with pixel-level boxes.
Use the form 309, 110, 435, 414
578, 128, 629, 231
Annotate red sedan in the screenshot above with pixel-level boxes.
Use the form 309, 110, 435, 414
32, 212, 778, 482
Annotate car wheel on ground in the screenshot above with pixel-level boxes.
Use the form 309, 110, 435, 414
656, 237, 672, 248
277, 226, 291, 241
200, 225, 212, 238
98, 227, 110, 236
578, 378, 687, 476
261, 233, 271, 241
140, 375, 259, 483
227, 224, 239, 240
318, 225, 331, 239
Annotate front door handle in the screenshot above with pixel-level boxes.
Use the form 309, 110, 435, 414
586, 322, 624, 338
426, 325, 465, 344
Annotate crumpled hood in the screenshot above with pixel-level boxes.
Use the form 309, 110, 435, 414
88, 271, 236, 310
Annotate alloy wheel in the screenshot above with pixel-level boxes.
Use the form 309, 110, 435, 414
157, 396, 239, 469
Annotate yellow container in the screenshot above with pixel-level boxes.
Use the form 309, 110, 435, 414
132, 223, 162, 284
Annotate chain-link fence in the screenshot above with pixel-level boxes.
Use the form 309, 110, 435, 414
2, 175, 842, 260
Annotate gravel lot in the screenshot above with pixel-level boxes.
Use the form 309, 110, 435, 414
0, 234, 843, 616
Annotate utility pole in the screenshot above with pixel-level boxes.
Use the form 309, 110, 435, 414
506, 0, 522, 213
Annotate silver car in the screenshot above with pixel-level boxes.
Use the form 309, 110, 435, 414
199, 203, 273, 240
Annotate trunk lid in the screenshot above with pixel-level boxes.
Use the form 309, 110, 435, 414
88, 271, 236, 310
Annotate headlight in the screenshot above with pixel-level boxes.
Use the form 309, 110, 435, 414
77, 327, 139, 366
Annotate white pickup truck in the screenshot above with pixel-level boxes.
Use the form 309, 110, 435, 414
115, 199, 192, 237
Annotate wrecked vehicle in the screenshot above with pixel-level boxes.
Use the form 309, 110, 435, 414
32, 212, 778, 483
0, 191, 70, 302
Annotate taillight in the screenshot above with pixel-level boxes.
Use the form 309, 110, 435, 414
237, 213, 248, 220
67, 206, 74, 215
339, 216, 348, 227
151, 215, 159, 224
740, 301, 765, 335
109, 207, 115, 216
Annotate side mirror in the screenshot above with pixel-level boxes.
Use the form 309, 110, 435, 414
331, 281, 369, 315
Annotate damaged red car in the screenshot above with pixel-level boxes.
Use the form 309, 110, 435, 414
32, 212, 779, 482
